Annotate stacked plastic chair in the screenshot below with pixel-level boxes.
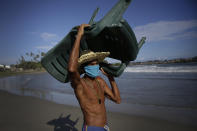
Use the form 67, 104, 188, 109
41, 0, 146, 83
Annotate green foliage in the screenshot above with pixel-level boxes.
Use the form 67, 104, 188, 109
17, 61, 42, 70
16, 51, 46, 70
129, 56, 197, 66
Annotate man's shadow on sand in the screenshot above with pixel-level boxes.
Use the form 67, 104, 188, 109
47, 114, 79, 131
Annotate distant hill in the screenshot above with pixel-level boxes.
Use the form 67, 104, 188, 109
129, 56, 197, 66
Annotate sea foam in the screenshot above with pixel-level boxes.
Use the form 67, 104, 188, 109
124, 64, 197, 73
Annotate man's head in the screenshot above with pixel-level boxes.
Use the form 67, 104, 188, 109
78, 50, 110, 78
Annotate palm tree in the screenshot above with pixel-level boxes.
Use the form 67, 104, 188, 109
41, 52, 46, 58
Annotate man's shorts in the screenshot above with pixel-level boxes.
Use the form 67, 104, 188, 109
82, 125, 110, 131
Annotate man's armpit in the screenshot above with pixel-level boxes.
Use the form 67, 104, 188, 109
71, 80, 84, 91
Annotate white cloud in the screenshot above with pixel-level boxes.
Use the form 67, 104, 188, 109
34, 32, 59, 50
35, 41, 58, 50
40, 32, 57, 41
173, 31, 197, 39
50, 41, 58, 45
36, 45, 53, 50
134, 20, 197, 42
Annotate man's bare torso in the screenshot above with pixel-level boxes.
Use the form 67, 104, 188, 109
73, 76, 107, 127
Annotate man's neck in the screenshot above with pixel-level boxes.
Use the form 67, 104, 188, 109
84, 74, 96, 81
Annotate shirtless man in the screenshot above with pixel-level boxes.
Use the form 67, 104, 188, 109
68, 24, 121, 131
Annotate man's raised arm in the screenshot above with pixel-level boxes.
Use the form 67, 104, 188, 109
68, 24, 89, 87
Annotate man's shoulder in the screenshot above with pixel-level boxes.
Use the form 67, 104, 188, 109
96, 76, 107, 84
96, 76, 104, 81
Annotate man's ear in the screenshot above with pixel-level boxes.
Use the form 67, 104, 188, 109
78, 68, 84, 74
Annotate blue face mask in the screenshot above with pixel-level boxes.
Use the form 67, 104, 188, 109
84, 65, 100, 78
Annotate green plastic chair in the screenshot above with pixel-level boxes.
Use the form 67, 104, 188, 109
41, 0, 146, 83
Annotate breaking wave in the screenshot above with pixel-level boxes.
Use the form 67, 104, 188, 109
124, 64, 197, 73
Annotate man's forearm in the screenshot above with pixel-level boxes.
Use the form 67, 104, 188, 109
108, 76, 121, 103
68, 33, 82, 72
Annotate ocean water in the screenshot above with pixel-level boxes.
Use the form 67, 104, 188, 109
0, 62, 197, 126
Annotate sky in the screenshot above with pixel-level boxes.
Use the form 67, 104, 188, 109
0, 0, 197, 64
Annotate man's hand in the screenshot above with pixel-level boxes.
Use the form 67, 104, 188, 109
100, 68, 112, 78
77, 24, 90, 36
100, 68, 108, 76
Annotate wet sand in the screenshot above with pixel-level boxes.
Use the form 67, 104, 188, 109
0, 90, 196, 131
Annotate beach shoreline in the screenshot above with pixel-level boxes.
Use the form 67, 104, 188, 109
0, 90, 196, 131
0, 70, 46, 78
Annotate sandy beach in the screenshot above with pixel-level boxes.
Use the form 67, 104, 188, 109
0, 90, 196, 131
